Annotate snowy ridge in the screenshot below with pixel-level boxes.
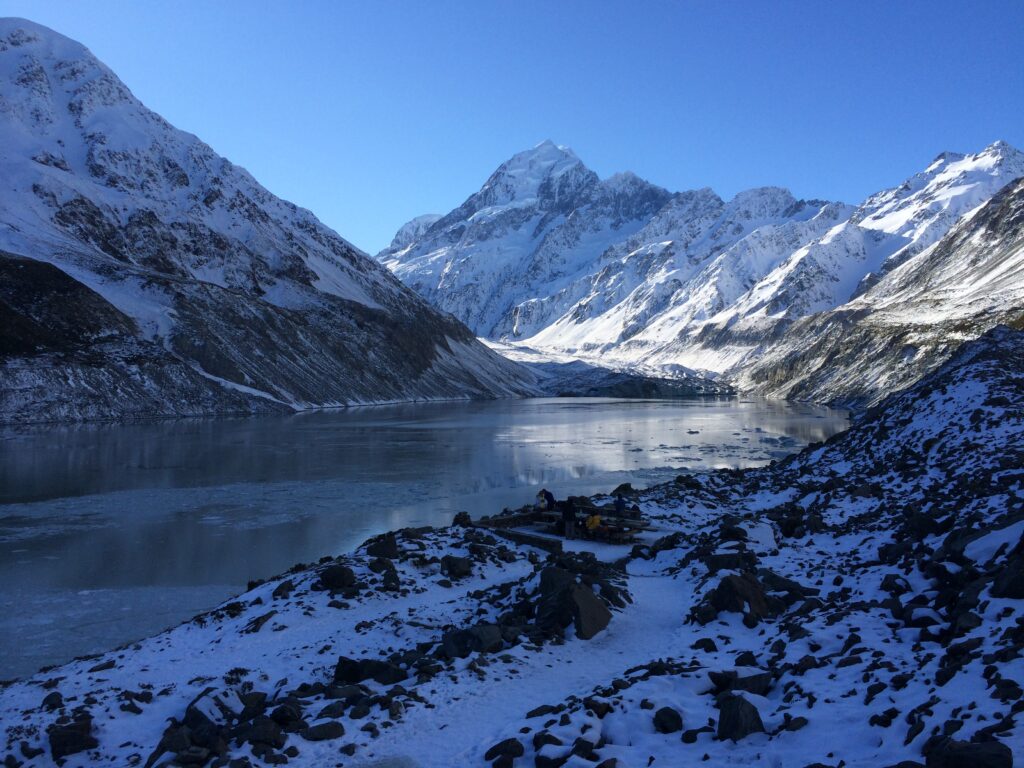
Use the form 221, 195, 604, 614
2, 326, 1020, 767
0, 19, 536, 423
382, 139, 1024, 405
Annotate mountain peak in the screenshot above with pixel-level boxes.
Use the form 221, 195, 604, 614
469, 141, 593, 211
726, 186, 797, 219
977, 139, 1024, 164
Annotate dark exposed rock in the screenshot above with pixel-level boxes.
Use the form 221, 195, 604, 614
484, 737, 525, 761
47, 716, 98, 759
366, 533, 400, 559
334, 657, 408, 686
653, 706, 683, 733
697, 572, 780, 627
441, 624, 504, 659
923, 737, 1013, 768
319, 564, 356, 591
301, 721, 345, 741
441, 555, 473, 579
716, 695, 765, 741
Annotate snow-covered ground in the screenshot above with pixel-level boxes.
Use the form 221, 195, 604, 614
1, 328, 1019, 767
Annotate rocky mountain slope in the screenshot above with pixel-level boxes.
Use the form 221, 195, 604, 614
0, 19, 535, 424
727, 176, 1024, 405
382, 140, 1024, 405
2, 326, 1020, 767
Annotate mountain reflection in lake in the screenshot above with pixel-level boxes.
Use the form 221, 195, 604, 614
0, 397, 847, 678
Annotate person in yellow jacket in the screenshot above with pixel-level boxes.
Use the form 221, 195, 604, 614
585, 511, 602, 534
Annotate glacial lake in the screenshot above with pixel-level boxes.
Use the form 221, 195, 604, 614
0, 397, 847, 679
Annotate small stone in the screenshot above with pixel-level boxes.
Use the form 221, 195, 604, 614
654, 706, 683, 734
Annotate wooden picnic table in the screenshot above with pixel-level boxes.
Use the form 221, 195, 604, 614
535, 508, 653, 542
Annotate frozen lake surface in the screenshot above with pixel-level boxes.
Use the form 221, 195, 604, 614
0, 397, 847, 679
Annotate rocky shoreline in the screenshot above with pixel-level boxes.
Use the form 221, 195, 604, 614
1, 327, 1022, 767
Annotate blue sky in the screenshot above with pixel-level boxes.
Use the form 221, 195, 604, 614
3, 1, 1023, 253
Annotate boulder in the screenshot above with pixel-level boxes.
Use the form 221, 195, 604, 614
243, 717, 286, 748
319, 564, 356, 590
366, 533, 400, 559
924, 737, 1012, 768
301, 721, 345, 741
441, 555, 473, 579
441, 624, 504, 659
334, 657, 407, 686
716, 695, 764, 741
700, 573, 779, 626
570, 585, 612, 640
653, 706, 683, 733
991, 551, 1024, 599
271, 579, 294, 599
484, 738, 525, 761
48, 717, 98, 759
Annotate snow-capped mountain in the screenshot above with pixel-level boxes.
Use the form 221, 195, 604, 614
378, 141, 853, 360
0, 19, 535, 423
382, 139, 1024, 403
730, 174, 1024, 405
378, 141, 675, 338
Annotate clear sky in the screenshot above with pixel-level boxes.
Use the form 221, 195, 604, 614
3, 1, 1023, 253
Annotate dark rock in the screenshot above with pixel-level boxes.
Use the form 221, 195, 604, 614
569, 584, 612, 640
583, 696, 612, 718
452, 511, 473, 527
682, 726, 714, 743
441, 555, 473, 579
301, 721, 344, 741
242, 716, 286, 748
484, 738, 525, 761
272, 580, 294, 599
317, 701, 347, 719
701, 573, 778, 626
319, 564, 356, 590
991, 551, 1024, 599
716, 695, 765, 741
41, 691, 63, 711
783, 715, 809, 731
441, 624, 504, 659
924, 737, 1012, 768
334, 656, 407, 685
270, 702, 304, 726
366, 533, 400, 559
691, 638, 718, 653
47, 717, 98, 759
653, 706, 683, 733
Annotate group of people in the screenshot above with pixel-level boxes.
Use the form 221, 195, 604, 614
535, 488, 633, 540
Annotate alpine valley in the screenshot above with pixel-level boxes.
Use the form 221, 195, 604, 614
2, 15, 1024, 768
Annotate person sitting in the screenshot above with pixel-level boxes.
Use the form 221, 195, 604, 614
536, 487, 556, 511
585, 511, 602, 537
